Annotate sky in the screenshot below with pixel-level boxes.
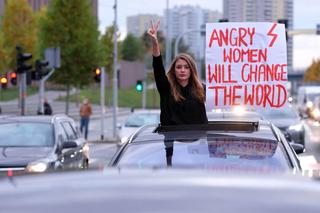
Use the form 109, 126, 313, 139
98, 0, 320, 70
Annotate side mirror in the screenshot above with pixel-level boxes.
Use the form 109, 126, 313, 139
62, 141, 78, 149
290, 142, 305, 154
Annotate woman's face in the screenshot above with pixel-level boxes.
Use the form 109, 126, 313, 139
175, 58, 191, 83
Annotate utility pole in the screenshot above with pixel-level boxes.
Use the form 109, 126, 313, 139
100, 67, 105, 140
142, 68, 147, 109
113, 0, 118, 139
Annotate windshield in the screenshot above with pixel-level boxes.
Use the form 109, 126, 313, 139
258, 107, 299, 119
0, 123, 54, 147
125, 113, 160, 127
116, 136, 291, 173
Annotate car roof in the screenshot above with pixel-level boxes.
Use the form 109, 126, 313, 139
130, 120, 277, 143
0, 114, 71, 124
1, 170, 319, 213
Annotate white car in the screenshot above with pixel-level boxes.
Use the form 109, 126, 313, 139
118, 110, 160, 144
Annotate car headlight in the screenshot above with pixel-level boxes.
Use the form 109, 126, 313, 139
312, 108, 320, 118
26, 162, 48, 173
288, 124, 303, 132
82, 143, 90, 159
307, 101, 313, 108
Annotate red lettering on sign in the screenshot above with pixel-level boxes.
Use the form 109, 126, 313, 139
267, 23, 278, 47
241, 63, 287, 82
223, 48, 267, 63
208, 27, 256, 48
207, 63, 237, 84
208, 84, 287, 107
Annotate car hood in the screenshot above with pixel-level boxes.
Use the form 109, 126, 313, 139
1, 170, 320, 213
0, 147, 53, 166
266, 118, 299, 129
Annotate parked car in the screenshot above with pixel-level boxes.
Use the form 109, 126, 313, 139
117, 110, 160, 144
310, 96, 320, 122
257, 105, 305, 146
297, 86, 320, 117
110, 119, 303, 173
1, 169, 320, 213
0, 114, 89, 176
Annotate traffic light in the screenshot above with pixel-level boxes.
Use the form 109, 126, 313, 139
10, 72, 17, 85
0, 76, 8, 89
94, 67, 101, 83
136, 80, 143, 92
16, 46, 32, 74
32, 60, 49, 80
278, 19, 288, 40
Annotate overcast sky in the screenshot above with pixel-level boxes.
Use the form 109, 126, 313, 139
98, 0, 320, 70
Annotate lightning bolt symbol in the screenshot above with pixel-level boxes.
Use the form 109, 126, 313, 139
267, 23, 278, 47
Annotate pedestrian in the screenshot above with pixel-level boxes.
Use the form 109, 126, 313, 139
79, 98, 92, 140
147, 20, 208, 125
43, 99, 52, 115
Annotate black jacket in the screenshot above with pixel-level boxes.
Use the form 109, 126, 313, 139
153, 55, 208, 125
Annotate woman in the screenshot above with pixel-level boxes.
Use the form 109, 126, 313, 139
147, 21, 208, 125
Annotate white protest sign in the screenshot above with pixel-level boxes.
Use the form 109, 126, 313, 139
205, 22, 288, 111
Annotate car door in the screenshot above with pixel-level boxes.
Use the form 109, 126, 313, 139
58, 120, 84, 170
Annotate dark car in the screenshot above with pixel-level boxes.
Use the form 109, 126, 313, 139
109, 119, 303, 173
1, 169, 320, 213
0, 114, 89, 176
257, 105, 305, 146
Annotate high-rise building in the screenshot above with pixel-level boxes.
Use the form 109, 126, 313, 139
165, 5, 222, 64
223, 0, 293, 71
127, 14, 164, 38
0, 0, 98, 18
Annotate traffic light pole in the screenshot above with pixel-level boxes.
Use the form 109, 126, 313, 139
19, 73, 27, 115
113, 0, 118, 139
142, 68, 147, 109
100, 67, 105, 140
38, 69, 55, 114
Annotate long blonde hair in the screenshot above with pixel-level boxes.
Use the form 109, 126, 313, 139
167, 53, 205, 103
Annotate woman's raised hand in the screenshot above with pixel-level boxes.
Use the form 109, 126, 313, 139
147, 20, 160, 43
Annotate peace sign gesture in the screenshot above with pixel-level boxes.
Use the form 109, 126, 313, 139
147, 19, 160, 43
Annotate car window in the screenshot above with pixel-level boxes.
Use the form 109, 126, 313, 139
61, 121, 78, 140
0, 122, 54, 147
125, 113, 160, 127
116, 136, 291, 173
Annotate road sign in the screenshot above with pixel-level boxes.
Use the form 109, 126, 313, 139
45, 47, 61, 68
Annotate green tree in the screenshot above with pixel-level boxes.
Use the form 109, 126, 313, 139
304, 59, 320, 82
0, 32, 7, 74
39, 0, 102, 113
120, 33, 143, 61
2, 0, 36, 71
100, 25, 121, 78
